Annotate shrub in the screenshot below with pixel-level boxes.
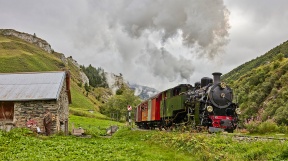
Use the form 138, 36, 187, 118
257, 120, 279, 134
245, 121, 259, 134
278, 124, 288, 133
77, 82, 82, 87
245, 119, 287, 134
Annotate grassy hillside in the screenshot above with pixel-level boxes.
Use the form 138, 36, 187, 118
222, 40, 288, 84
0, 34, 64, 72
0, 32, 106, 119
222, 40, 288, 126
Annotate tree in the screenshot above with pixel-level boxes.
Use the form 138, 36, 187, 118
274, 105, 288, 125
100, 88, 141, 121
84, 83, 90, 92
81, 64, 109, 88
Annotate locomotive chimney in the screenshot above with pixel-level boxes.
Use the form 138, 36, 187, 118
212, 72, 222, 84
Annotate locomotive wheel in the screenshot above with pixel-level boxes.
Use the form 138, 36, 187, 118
226, 129, 234, 133
164, 126, 168, 131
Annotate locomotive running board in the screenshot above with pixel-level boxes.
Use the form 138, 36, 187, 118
208, 127, 224, 133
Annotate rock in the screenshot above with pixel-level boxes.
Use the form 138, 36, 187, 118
1, 29, 53, 53
106, 126, 118, 135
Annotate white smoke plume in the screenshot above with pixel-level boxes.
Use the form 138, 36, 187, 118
71, 0, 229, 85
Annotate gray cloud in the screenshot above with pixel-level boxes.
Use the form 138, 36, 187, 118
85, 0, 230, 57
69, 0, 229, 84
137, 45, 195, 82
1, 0, 288, 90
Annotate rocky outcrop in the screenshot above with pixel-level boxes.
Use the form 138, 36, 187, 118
105, 72, 158, 99
0, 29, 53, 53
105, 72, 125, 94
67, 56, 80, 68
59, 53, 68, 65
128, 83, 158, 100
80, 71, 89, 85
57, 54, 89, 85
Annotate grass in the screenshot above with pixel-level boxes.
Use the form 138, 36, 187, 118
0, 126, 192, 161
69, 82, 105, 118
0, 35, 64, 73
1, 125, 288, 161
70, 83, 97, 110
69, 115, 119, 136
69, 108, 107, 119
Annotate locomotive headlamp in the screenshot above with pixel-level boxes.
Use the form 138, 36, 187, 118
220, 82, 226, 89
235, 108, 241, 114
207, 106, 213, 112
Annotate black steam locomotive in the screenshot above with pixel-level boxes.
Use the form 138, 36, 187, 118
135, 72, 240, 133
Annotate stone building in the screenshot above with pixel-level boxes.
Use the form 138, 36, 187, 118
0, 71, 71, 135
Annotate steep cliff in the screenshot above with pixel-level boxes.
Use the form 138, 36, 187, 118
0, 29, 53, 53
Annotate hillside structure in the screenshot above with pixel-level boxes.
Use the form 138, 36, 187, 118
0, 71, 71, 135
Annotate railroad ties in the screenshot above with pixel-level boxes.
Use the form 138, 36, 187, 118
231, 134, 287, 142
133, 127, 287, 142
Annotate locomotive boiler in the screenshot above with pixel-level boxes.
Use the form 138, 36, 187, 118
135, 72, 240, 133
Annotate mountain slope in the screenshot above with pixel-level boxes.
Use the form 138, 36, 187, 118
223, 40, 288, 125
222, 40, 288, 84
0, 29, 106, 119
0, 32, 64, 72
128, 83, 158, 100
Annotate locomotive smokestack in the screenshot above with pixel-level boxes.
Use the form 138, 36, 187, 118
212, 72, 222, 84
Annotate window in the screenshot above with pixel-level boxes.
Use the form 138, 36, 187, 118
0, 102, 14, 120
173, 88, 181, 96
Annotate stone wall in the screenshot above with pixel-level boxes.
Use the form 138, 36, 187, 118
56, 78, 69, 132
0, 29, 53, 53
0, 79, 69, 134
13, 100, 58, 133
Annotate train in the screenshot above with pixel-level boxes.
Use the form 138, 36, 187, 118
135, 72, 240, 133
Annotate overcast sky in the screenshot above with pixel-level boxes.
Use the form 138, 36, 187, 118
1, 0, 288, 90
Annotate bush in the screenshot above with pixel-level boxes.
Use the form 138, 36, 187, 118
257, 120, 278, 134
245, 119, 287, 134
245, 121, 260, 134
278, 124, 288, 133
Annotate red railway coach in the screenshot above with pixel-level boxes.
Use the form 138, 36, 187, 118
141, 101, 148, 122
135, 105, 142, 122
135, 93, 162, 129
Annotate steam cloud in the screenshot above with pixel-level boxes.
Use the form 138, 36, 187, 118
74, 0, 229, 83
107, 0, 229, 52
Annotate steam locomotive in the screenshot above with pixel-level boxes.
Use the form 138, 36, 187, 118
135, 72, 240, 133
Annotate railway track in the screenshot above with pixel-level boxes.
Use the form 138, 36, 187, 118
132, 127, 287, 142
228, 134, 287, 142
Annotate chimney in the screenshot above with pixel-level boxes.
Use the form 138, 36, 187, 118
212, 72, 222, 84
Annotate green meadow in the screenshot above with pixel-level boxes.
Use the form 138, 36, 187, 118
1, 122, 288, 161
